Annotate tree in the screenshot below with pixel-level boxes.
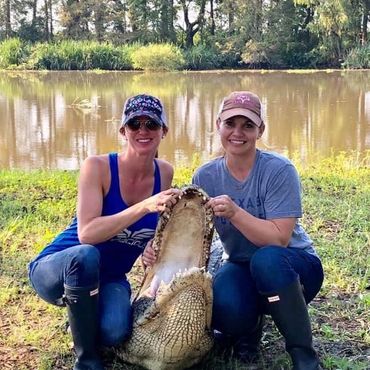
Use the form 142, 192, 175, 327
128, 0, 147, 33
178, 0, 207, 48
0, 0, 13, 37
295, 0, 349, 63
59, 0, 92, 39
360, 0, 369, 43
158, 0, 176, 42
91, 1, 106, 41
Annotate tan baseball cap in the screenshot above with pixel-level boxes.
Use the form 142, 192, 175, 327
217, 91, 263, 127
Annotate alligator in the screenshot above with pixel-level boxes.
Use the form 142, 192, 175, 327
116, 185, 215, 370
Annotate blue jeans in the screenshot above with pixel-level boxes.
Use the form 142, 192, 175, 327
212, 246, 324, 338
28, 244, 132, 347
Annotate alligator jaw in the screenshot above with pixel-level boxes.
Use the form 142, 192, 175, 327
139, 185, 214, 298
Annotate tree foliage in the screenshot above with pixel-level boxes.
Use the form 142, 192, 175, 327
0, 0, 369, 68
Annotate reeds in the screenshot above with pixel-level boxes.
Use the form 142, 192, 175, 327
27, 40, 135, 70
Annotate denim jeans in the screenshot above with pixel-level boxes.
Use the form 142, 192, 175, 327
28, 244, 132, 347
212, 246, 324, 338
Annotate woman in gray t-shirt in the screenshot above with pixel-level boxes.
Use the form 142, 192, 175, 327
193, 91, 324, 369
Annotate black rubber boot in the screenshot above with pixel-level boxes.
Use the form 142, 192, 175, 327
64, 284, 104, 370
233, 315, 264, 363
213, 315, 264, 362
264, 279, 321, 370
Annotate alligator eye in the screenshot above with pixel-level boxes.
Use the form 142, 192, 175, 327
183, 202, 187, 208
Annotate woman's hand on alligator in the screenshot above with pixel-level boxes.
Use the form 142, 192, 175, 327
145, 188, 182, 213
142, 240, 157, 268
208, 195, 238, 219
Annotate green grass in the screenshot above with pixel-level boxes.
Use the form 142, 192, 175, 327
1, 152, 369, 369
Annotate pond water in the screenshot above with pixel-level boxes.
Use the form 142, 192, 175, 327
0, 70, 369, 169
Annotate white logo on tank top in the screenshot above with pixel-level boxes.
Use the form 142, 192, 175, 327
111, 228, 155, 249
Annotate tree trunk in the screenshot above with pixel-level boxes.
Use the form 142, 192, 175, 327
210, 0, 215, 35
160, 0, 169, 41
33, 0, 38, 22
44, 0, 49, 40
180, 0, 206, 48
5, 0, 12, 38
49, 0, 53, 38
94, 3, 104, 41
168, 0, 175, 38
185, 27, 197, 48
361, 0, 370, 43
228, 3, 234, 34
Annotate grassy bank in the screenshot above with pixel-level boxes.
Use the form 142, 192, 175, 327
0, 153, 369, 369
1, 38, 369, 71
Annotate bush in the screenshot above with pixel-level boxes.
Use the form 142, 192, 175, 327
241, 40, 272, 68
116, 44, 139, 70
342, 44, 370, 69
27, 40, 137, 70
28, 41, 88, 70
0, 38, 27, 68
132, 43, 185, 71
86, 42, 135, 70
85, 42, 120, 70
184, 44, 222, 70
213, 36, 244, 68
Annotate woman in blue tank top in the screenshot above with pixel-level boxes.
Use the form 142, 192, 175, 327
28, 94, 181, 370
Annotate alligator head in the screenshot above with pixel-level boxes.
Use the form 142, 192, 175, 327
116, 185, 215, 370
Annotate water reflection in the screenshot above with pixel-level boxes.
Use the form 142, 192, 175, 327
0, 70, 369, 169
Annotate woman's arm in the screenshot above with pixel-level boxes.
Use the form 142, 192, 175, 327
197, 159, 301, 248
209, 195, 296, 247
77, 156, 178, 245
210, 194, 296, 246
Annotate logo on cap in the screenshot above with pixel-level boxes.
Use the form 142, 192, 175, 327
121, 94, 167, 128
234, 94, 251, 104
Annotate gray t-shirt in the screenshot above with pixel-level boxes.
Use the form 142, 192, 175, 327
192, 150, 318, 261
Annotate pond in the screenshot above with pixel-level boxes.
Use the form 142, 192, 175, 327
0, 70, 369, 169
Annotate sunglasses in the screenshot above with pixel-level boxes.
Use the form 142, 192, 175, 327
126, 119, 162, 131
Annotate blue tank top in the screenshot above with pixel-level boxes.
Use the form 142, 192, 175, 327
31, 153, 161, 281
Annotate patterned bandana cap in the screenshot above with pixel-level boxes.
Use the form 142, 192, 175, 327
218, 91, 263, 127
121, 94, 167, 128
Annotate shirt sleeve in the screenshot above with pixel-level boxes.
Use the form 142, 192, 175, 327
192, 170, 201, 186
192, 166, 214, 197
264, 164, 303, 219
